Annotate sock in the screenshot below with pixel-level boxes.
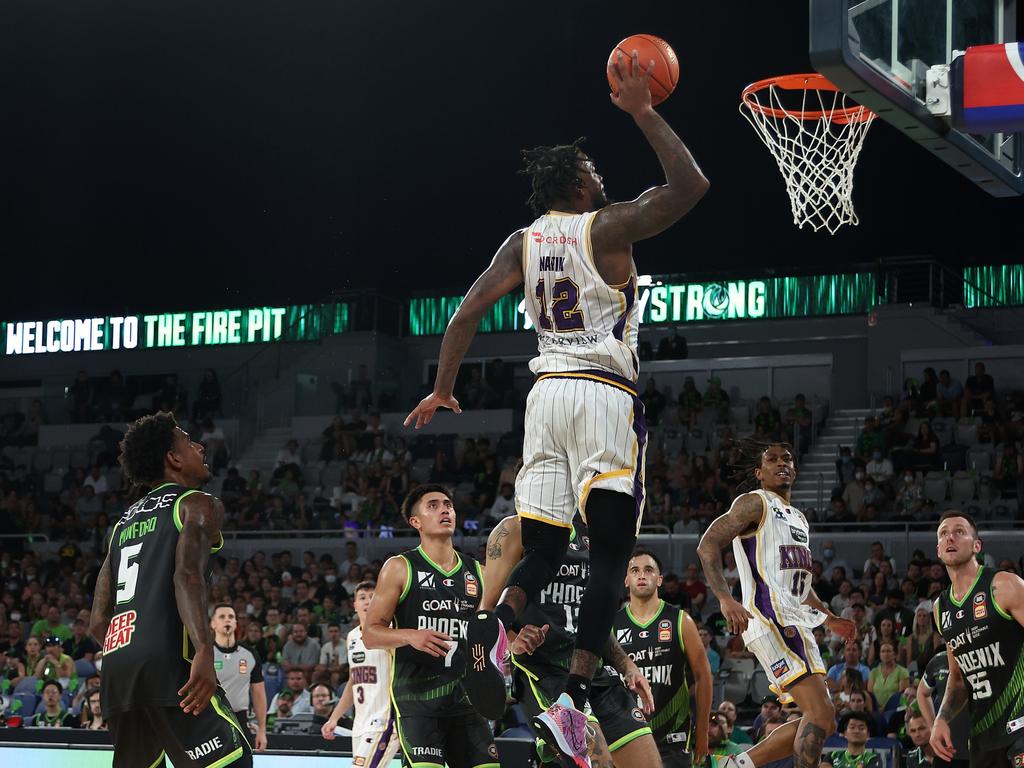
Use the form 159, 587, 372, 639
564, 674, 590, 711
494, 603, 516, 628
735, 753, 755, 768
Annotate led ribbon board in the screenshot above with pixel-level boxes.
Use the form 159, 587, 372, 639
3, 303, 349, 356
408, 272, 881, 335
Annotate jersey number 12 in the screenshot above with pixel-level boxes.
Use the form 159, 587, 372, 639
535, 277, 585, 332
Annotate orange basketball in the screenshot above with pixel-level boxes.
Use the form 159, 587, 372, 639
606, 34, 679, 106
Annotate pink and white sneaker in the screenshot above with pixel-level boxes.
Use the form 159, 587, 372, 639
462, 610, 509, 720
533, 695, 592, 768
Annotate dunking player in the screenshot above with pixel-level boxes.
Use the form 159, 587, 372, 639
696, 442, 857, 768
404, 49, 709, 767
321, 580, 400, 768
930, 512, 1024, 767
615, 550, 711, 768
361, 485, 497, 768
88, 413, 252, 768
483, 514, 658, 768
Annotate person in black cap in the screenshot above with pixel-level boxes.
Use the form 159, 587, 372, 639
750, 694, 782, 739
34, 635, 75, 687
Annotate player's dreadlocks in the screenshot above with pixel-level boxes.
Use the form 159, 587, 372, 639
118, 411, 179, 492
520, 137, 588, 215
730, 438, 796, 494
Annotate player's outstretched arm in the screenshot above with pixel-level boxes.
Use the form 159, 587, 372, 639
174, 492, 223, 715
680, 610, 712, 765
601, 634, 654, 714
593, 50, 709, 248
481, 515, 525, 611
931, 646, 968, 761
916, 675, 937, 727
88, 550, 114, 645
696, 493, 761, 634
362, 556, 451, 656
404, 232, 524, 430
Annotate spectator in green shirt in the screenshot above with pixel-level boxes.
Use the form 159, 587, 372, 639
30, 606, 72, 644
824, 712, 880, 768
855, 418, 887, 462
867, 641, 909, 711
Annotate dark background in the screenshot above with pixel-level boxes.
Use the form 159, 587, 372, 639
2, 1, 1021, 319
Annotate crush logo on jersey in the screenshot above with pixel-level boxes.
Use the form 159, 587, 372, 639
103, 610, 137, 654
771, 659, 790, 678
778, 545, 813, 571
531, 232, 578, 247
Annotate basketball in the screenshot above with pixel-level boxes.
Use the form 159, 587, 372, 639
606, 34, 680, 106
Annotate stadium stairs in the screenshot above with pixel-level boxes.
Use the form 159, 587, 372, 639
790, 407, 872, 511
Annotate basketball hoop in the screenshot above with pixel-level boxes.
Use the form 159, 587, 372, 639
740, 73, 876, 235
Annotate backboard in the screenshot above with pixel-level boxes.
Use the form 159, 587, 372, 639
810, 0, 1024, 196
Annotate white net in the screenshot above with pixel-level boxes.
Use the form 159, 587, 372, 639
740, 78, 875, 235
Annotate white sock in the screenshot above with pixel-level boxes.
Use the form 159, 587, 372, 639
734, 753, 756, 768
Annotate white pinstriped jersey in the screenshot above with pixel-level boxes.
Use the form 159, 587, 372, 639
346, 625, 393, 734
522, 211, 640, 382
732, 489, 824, 640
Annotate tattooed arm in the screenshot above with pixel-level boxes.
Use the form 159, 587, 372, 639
481, 516, 523, 611
602, 634, 654, 714
88, 550, 114, 645
404, 234, 524, 430
696, 492, 762, 634
930, 646, 969, 761
174, 493, 222, 715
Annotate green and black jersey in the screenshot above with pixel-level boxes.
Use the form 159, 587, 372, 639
935, 566, 1024, 751
514, 517, 589, 676
390, 546, 483, 717
612, 600, 691, 743
100, 483, 223, 718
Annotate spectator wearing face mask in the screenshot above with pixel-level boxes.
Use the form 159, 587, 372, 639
843, 465, 869, 517
820, 540, 852, 581
865, 450, 894, 489
834, 446, 857, 493
894, 472, 924, 520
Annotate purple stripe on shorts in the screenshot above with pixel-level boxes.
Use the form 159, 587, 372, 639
367, 717, 395, 768
631, 395, 648, 524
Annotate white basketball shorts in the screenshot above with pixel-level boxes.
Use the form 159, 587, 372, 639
515, 370, 647, 531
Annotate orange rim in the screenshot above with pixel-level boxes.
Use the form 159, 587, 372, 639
741, 73, 874, 124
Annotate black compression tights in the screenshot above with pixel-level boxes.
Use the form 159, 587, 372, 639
573, 488, 638, 654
